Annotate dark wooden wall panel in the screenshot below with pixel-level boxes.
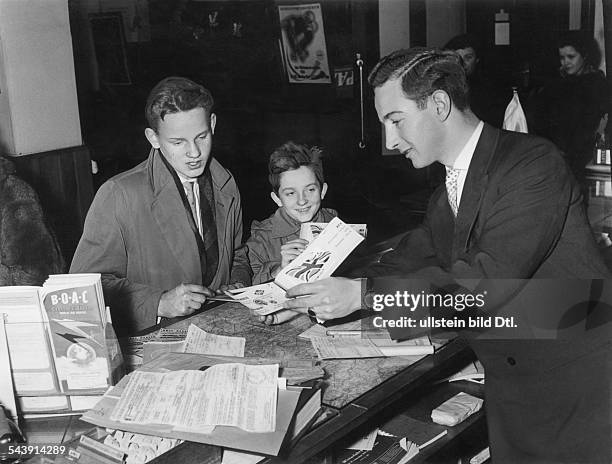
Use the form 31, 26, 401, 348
12, 146, 94, 264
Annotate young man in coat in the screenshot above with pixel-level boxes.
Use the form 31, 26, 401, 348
71, 77, 251, 335
280, 48, 611, 462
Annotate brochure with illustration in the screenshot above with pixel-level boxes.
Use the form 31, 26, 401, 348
228, 218, 364, 316
300, 222, 367, 243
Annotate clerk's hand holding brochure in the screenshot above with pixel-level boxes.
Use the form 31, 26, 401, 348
226, 218, 364, 316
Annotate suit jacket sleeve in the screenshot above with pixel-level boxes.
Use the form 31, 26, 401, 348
70, 181, 164, 323
365, 138, 584, 314
228, 187, 252, 286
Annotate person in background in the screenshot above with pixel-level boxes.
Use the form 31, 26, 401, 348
0, 156, 64, 286
246, 142, 337, 302
444, 33, 511, 128
70, 77, 251, 335
532, 30, 608, 182
280, 47, 611, 462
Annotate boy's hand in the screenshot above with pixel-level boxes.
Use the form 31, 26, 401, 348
280, 238, 309, 268
158, 283, 214, 318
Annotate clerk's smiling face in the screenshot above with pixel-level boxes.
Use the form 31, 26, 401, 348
145, 107, 216, 180
374, 78, 442, 169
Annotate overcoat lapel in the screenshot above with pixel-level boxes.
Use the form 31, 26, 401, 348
148, 149, 202, 282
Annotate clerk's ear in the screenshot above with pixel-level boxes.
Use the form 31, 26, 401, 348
431, 90, 451, 121
321, 183, 328, 199
210, 113, 217, 135
145, 128, 160, 149
271, 191, 283, 207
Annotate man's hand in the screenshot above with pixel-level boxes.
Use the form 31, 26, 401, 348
255, 309, 300, 325
284, 277, 362, 321
158, 283, 214, 318
280, 239, 309, 268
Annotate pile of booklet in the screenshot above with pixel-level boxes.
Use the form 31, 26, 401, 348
0, 273, 123, 416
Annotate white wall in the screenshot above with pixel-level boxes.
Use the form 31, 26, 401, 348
0, 0, 82, 155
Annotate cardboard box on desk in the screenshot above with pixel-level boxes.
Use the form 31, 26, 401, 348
81, 374, 302, 456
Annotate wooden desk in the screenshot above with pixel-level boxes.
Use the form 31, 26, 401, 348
18, 303, 476, 464
145, 302, 476, 463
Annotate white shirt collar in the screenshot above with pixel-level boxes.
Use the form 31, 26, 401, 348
450, 121, 484, 171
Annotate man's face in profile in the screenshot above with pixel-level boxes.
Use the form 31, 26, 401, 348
145, 107, 216, 180
455, 47, 478, 76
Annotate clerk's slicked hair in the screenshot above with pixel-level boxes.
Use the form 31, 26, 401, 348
145, 77, 214, 131
368, 48, 469, 111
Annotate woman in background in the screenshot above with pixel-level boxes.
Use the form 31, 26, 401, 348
533, 31, 608, 183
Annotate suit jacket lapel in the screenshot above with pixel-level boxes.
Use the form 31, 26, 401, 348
149, 149, 201, 281
452, 124, 500, 258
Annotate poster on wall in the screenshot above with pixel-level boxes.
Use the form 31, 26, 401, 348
278, 3, 331, 84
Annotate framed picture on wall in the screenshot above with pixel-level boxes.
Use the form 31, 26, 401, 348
278, 3, 331, 84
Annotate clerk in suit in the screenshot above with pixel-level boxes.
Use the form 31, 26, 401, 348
71, 77, 251, 335
281, 48, 611, 462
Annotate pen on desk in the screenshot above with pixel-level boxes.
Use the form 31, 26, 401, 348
206, 296, 236, 303
325, 329, 386, 337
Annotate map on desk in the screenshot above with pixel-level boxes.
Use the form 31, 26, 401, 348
154, 302, 433, 409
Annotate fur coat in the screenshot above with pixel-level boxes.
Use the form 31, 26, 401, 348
0, 156, 64, 286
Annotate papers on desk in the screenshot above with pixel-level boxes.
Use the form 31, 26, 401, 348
227, 218, 364, 315
110, 364, 278, 433
142, 324, 245, 364
309, 336, 434, 359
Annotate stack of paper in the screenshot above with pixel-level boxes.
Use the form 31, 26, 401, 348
0, 274, 123, 415
431, 392, 483, 426
110, 364, 278, 433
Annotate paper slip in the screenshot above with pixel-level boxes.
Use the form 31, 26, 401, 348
228, 218, 364, 315
110, 364, 278, 433
346, 428, 379, 450
431, 392, 483, 426
183, 324, 245, 357
222, 450, 265, 464
300, 222, 367, 243
226, 282, 288, 316
398, 439, 420, 463
310, 337, 434, 360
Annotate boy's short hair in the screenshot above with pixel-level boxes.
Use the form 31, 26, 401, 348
145, 77, 214, 131
368, 47, 469, 111
268, 142, 324, 192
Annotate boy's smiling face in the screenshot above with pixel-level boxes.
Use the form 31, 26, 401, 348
271, 166, 327, 223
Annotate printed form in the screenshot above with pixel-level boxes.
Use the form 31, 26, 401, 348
110, 363, 278, 433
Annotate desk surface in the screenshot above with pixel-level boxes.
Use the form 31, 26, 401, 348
20, 302, 475, 464
151, 303, 475, 463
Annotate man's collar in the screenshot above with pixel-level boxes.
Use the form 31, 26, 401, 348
449, 120, 484, 171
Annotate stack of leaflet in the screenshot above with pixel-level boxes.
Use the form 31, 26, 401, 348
0, 273, 123, 417
82, 358, 322, 456
431, 392, 483, 426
